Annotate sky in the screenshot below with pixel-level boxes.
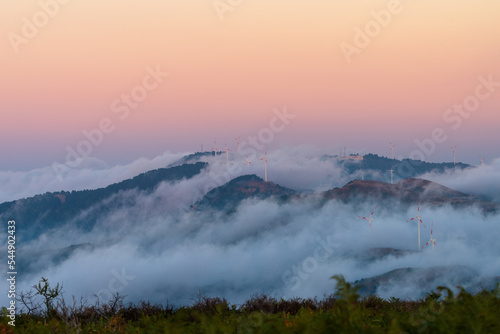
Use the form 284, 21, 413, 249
1, 0, 500, 171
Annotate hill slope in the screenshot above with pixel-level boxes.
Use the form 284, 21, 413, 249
192, 174, 296, 212
353, 266, 500, 298
325, 153, 470, 183
323, 178, 498, 212
0, 162, 208, 240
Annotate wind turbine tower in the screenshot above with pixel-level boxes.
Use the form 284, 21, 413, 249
212, 138, 218, 159
224, 141, 230, 163
450, 145, 458, 165
389, 142, 397, 160
235, 137, 241, 153
406, 202, 426, 250
388, 167, 394, 184
260, 151, 269, 182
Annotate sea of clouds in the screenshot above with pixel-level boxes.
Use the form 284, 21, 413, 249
1, 148, 499, 308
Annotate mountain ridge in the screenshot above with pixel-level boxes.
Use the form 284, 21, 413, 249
192, 174, 296, 213
0, 162, 208, 240
323, 178, 498, 212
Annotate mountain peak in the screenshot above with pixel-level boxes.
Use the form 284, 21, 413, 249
192, 174, 296, 212
229, 174, 264, 183
325, 178, 497, 212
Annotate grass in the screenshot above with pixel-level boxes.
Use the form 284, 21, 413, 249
2, 276, 500, 333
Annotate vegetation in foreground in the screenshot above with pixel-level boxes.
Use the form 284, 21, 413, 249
2, 276, 500, 333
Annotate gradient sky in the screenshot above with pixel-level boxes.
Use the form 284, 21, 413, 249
1, 0, 499, 170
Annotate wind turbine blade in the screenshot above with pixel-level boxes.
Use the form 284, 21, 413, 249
406, 217, 416, 222
419, 219, 426, 228
371, 206, 377, 216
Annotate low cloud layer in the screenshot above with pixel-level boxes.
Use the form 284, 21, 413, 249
419, 157, 500, 202
1, 149, 499, 308
0, 152, 187, 203
0, 145, 368, 204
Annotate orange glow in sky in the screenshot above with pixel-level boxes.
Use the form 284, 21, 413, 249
1, 0, 499, 169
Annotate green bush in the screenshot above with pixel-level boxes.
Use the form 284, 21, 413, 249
4, 278, 500, 333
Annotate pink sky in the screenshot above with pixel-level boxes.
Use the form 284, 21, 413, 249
1, 0, 499, 169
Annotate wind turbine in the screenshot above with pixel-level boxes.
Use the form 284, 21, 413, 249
359, 206, 377, 228
235, 137, 241, 153
450, 145, 458, 165
424, 222, 437, 250
388, 167, 394, 184
260, 151, 269, 182
480, 155, 486, 166
389, 142, 397, 160
212, 138, 218, 159
224, 141, 230, 164
406, 201, 426, 251
244, 155, 253, 166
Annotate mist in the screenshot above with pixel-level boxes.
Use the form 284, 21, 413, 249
0, 152, 188, 203
3, 183, 500, 307
419, 157, 500, 202
1, 149, 499, 308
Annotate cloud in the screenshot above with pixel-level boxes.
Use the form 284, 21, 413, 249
2, 149, 500, 308
3, 183, 499, 307
0, 152, 188, 203
182, 145, 358, 193
419, 157, 500, 202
